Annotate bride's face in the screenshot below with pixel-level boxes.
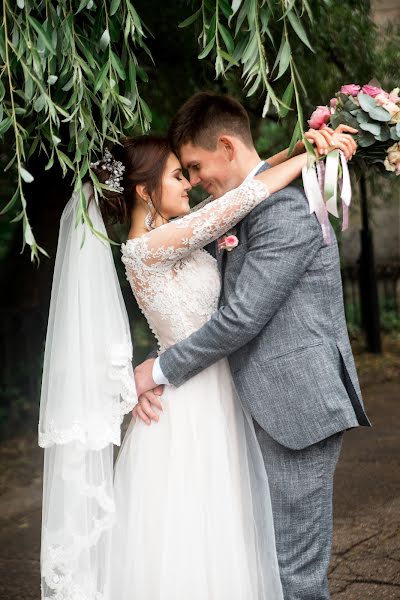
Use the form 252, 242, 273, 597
159, 153, 192, 219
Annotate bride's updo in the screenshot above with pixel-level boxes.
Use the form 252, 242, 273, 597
90, 135, 171, 225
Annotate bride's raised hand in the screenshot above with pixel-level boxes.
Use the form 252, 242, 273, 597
305, 125, 358, 161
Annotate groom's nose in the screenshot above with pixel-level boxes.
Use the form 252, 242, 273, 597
189, 173, 201, 187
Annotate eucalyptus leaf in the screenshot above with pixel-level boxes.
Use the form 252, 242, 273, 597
368, 106, 391, 122
359, 122, 381, 135
358, 132, 376, 147
357, 93, 377, 112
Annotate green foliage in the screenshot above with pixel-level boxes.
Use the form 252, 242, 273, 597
0, 0, 318, 260
179, 0, 315, 141
0, 0, 153, 260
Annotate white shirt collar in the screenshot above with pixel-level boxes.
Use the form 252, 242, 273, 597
244, 160, 266, 182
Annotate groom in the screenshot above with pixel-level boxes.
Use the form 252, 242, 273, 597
134, 92, 370, 599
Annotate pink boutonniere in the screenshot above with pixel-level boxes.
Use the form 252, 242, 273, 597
218, 229, 239, 253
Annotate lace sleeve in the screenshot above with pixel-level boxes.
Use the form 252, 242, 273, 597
127, 178, 269, 268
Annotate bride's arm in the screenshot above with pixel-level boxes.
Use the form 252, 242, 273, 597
136, 152, 308, 267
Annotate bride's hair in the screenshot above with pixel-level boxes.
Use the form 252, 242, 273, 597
90, 135, 171, 225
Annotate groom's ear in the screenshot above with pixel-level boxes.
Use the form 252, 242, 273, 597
218, 135, 235, 162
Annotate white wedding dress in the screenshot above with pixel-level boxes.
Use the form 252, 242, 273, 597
105, 179, 283, 600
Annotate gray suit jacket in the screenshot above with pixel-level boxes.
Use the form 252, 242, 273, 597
159, 165, 370, 449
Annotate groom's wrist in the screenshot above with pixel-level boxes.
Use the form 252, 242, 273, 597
152, 357, 170, 386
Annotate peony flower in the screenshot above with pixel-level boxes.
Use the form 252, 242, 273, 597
340, 84, 361, 97
308, 106, 331, 129
361, 84, 388, 98
384, 142, 400, 176
329, 98, 337, 113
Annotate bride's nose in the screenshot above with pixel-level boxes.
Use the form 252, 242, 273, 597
184, 178, 192, 192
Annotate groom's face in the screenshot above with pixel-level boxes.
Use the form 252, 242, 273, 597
179, 141, 241, 199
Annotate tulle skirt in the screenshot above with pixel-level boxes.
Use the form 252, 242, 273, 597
106, 358, 283, 600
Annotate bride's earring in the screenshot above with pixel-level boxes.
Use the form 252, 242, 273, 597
144, 200, 155, 231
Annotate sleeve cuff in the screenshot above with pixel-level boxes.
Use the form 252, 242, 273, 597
152, 357, 170, 385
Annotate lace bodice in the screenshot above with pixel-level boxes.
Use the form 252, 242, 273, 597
121, 178, 269, 352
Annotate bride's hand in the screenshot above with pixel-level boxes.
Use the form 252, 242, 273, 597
304, 124, 358, 161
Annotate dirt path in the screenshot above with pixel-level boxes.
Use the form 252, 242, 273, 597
0, 380, 399, 599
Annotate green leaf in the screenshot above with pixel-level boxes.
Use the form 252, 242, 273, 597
100, 29, 110, 50
111, 51, 126, 80
359, 122, 381, 135
358, 132, 375, 147
390, 126, 400, 141
34, 94, 47, 112
278, 81, 294, 118
376, 125, 390, 142
368, 106, 391, 122
20, 166, 34, 183
357, 93, 377, 112
0, 79, 5, 102
0, 117, 12, 137
287, 10, 314, 52
139, 97, 152, 122
110, 0, 122, 16
288, 121, 301, 156
27, 16, 55, 56
198, 38, 214, 60
218, 50, 238, 65
275, 40, 291, 80
0, 189, 19, 215
47, 75, 58, 85
178, 8, 202, 28
94, 63, 108, 93
354, 110, 370, 124
231, 0, 243, 16
219, 23, 234, 55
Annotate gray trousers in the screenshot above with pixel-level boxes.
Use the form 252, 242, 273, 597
254, 422, 343, 600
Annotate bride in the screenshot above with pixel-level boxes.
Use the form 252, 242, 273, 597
39, 127, 350, 600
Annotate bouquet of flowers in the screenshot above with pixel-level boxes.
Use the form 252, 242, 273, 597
309, 82, 400, 176
302, 81, 400, 244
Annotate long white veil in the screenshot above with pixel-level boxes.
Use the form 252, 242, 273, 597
38, 182, 137, 599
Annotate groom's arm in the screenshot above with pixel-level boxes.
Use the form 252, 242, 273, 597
155, 185, 324, 388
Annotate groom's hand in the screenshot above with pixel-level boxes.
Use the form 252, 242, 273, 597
134, 358, 157, 397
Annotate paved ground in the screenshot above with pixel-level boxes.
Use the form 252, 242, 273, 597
0, 360, 399, 599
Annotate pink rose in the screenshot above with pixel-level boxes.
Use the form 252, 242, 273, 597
308, 106, 331, 129
330, 97, 337, 108
224, 235, 239, 251
361, 84, 388, 98
218, 234, 239, 252
340, 84, 361, 97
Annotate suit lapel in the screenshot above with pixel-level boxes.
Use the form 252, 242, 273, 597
217, 162, 271, 305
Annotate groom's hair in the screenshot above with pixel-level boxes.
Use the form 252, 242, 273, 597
168, 92, 253, 154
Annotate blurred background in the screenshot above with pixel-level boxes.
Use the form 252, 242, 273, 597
0, 1, 399, 598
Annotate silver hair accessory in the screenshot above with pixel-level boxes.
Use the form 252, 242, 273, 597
90, 148, 125, 193
144, 200, 155, 231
